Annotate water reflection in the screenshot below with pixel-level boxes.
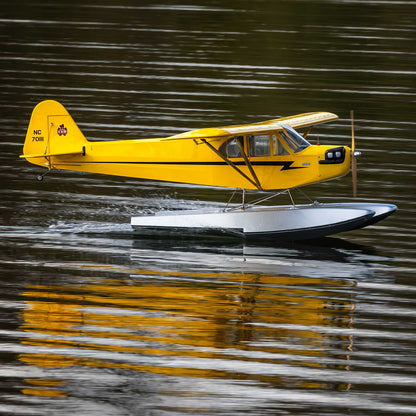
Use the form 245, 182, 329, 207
19, 241, 359, 400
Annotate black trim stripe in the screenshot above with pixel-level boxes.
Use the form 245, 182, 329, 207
66, 160, 305, 171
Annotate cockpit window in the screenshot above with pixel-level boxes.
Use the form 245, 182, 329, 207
248, 134, 270, 157
278, 123, 310, 153
218, 127, 309, 159
272, 134, 289, 155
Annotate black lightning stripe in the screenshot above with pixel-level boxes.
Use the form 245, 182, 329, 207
62, 160, 305, 171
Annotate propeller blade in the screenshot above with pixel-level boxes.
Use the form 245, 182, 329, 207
350, 110, 357, 197
352, 151, 358, 198
350, 110, 355, 153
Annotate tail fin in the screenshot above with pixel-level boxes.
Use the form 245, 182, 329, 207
21, 100, 87, 168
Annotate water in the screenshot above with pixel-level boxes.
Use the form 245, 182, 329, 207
1, 0, 416, 414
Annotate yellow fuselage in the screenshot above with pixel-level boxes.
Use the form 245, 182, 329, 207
22, 100, 351, 190
48, 138, 350, 190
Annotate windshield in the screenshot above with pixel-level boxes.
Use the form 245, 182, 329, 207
278, 123, 310, 153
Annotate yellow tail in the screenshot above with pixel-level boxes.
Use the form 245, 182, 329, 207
21, 100, 87, 168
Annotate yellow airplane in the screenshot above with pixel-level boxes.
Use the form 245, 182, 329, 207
21, 100, 351, 190
21, 100, 396, 240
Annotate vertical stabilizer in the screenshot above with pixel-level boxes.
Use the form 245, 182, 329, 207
21, 100, 87, 168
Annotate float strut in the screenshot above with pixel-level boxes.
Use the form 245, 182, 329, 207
288, 189, 296, 207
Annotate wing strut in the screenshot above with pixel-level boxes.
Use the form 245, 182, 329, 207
200, 139, 261, 190
303, 126, 313, 139
235, 139, 262, 190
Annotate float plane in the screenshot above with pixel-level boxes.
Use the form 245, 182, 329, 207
21, 100, 396, 240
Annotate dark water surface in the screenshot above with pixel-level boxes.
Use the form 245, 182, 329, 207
1, 1, 416, 415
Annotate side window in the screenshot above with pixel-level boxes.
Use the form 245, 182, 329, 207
272, 134, 289, 155
219, 136, 244, 158
227, 136, 243, 158
219, 141, 227, 157
248, 134, 270, 157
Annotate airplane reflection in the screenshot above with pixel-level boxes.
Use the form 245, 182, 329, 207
18, 243, 359, 397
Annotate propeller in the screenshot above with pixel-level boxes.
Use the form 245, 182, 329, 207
350, 110, 361, 197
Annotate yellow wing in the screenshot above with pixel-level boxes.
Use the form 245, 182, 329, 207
166, 112, 338, 140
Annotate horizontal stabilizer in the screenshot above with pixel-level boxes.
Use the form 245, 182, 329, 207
20, 148, 85, 159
